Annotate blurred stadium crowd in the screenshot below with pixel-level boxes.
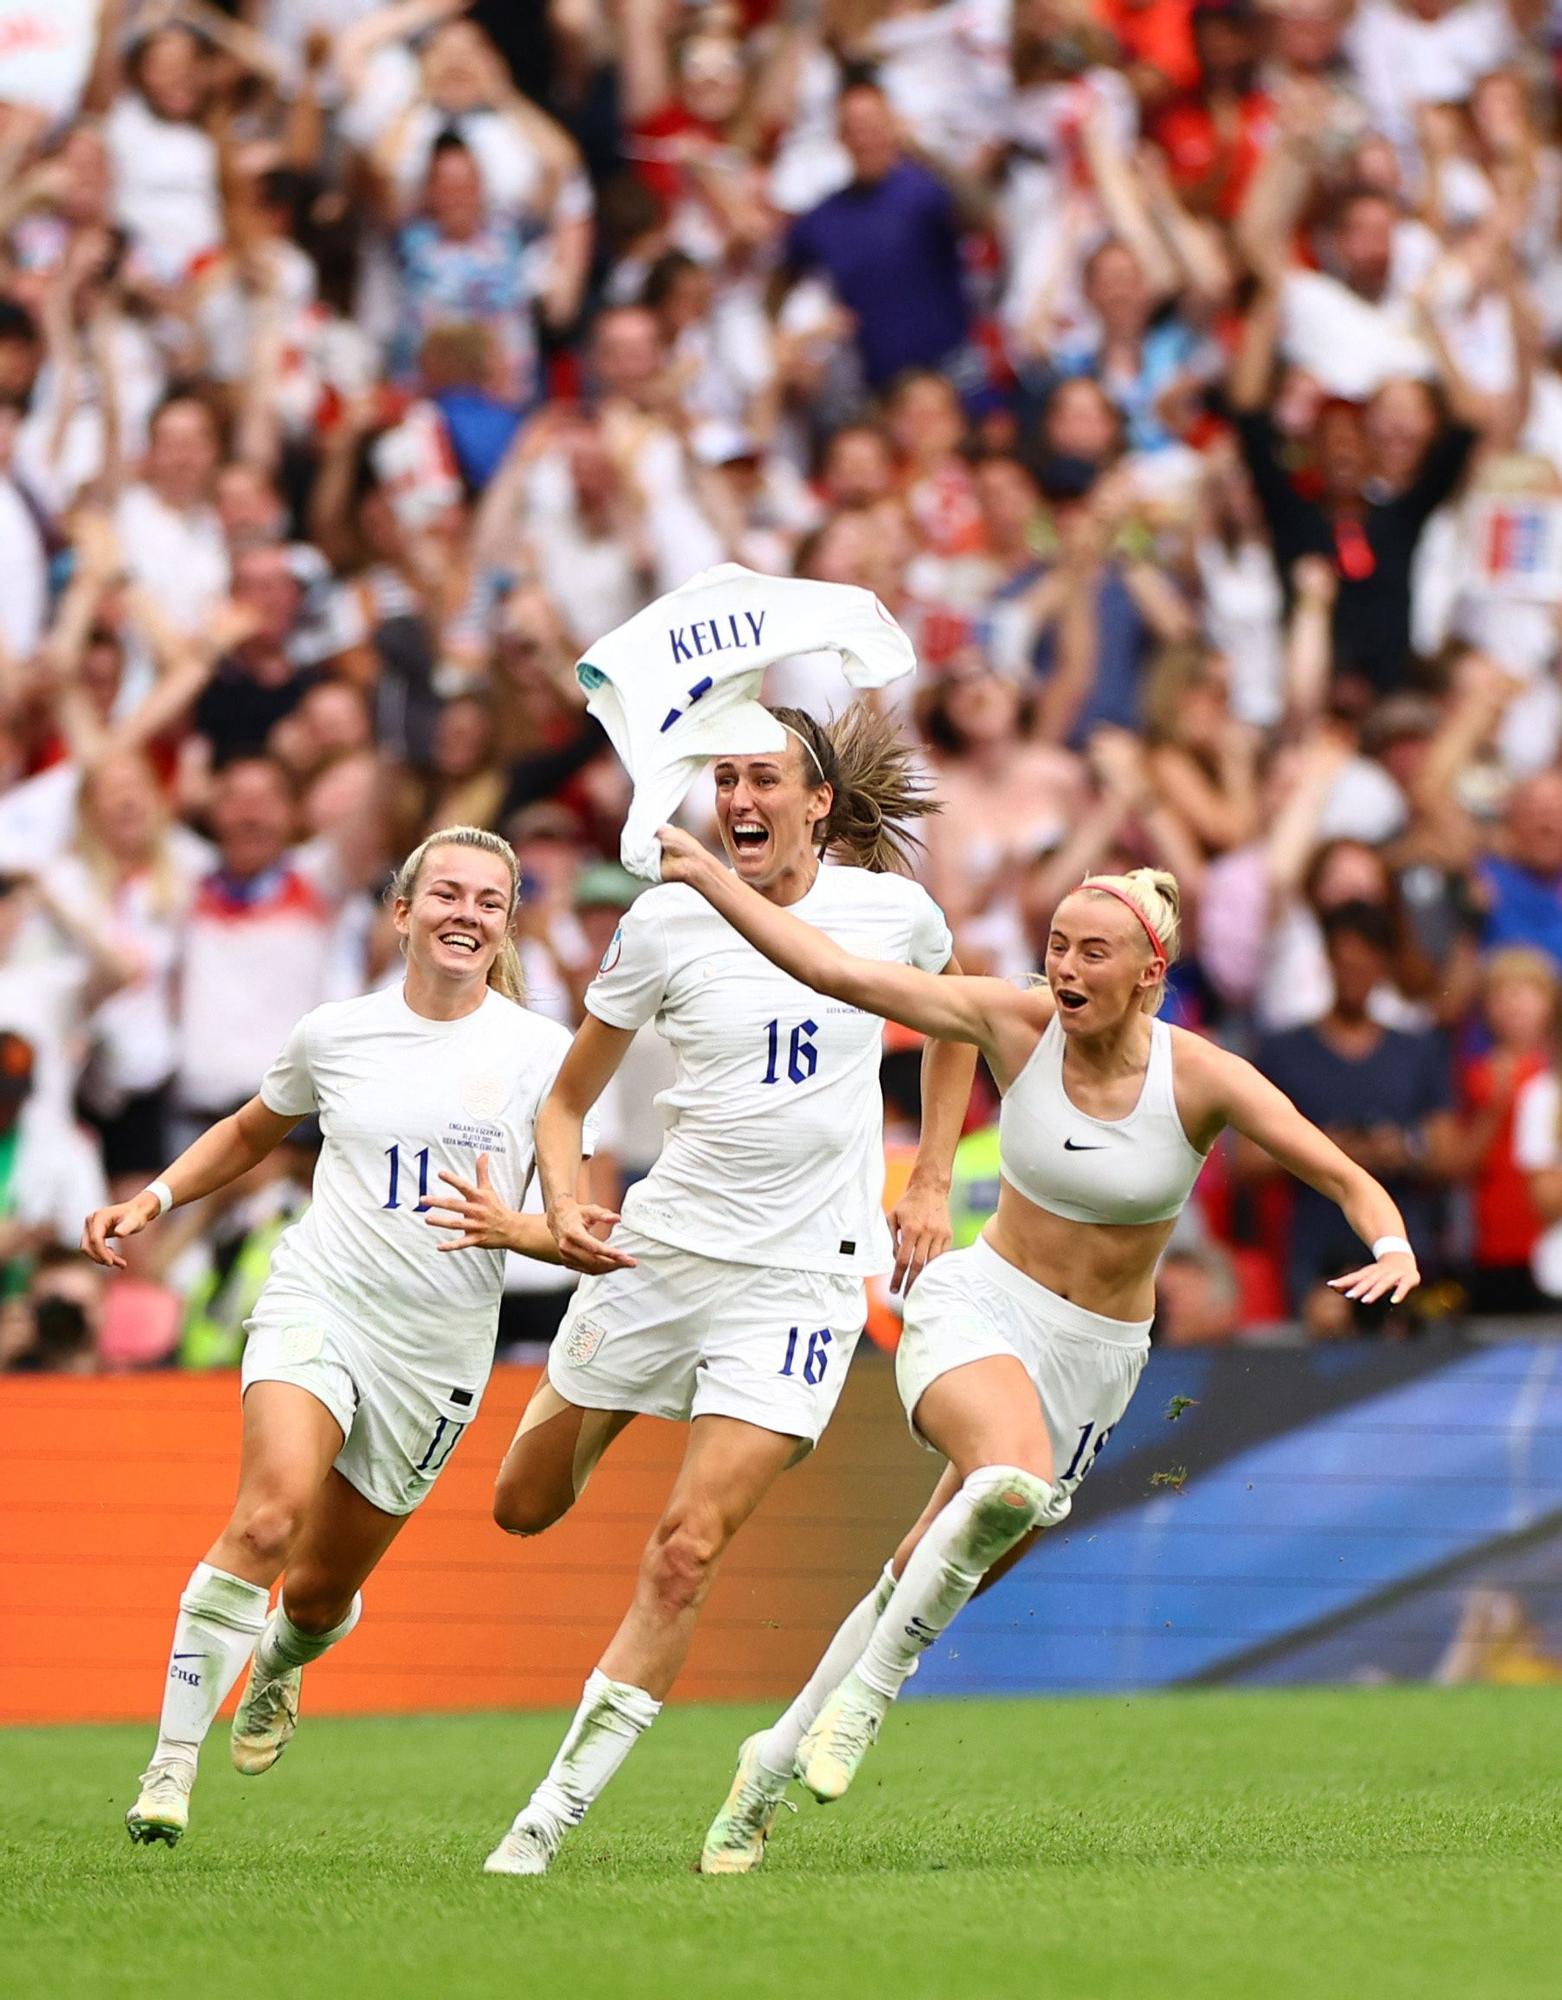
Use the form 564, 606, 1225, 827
6, 0, 1562, 1370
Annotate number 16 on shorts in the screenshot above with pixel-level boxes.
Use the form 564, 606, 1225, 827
779, 1325, 832, 1385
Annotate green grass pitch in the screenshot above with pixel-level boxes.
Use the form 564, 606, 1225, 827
6, 1688, 1558, 2000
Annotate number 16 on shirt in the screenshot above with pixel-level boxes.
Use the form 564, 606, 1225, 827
762, 1017, 818, 1085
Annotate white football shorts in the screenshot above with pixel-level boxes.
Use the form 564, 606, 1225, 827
895, 1236, 1150, 1523
546, 1225, 867, 1445
241, 1313, 482, 1516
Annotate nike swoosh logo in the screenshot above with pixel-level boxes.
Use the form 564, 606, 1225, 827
1063, 1139, 1104, 1151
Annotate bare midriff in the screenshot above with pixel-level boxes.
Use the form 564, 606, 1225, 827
981, 1177, 1177, 1325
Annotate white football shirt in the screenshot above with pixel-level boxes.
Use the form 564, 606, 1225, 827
585, 867, 953, 1275
256, 983, 579, 1396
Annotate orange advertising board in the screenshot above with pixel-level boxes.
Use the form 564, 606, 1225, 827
0, 1357, 934, 1725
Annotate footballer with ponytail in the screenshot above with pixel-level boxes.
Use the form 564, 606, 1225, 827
85, 824, 590, 1852
478, 695, 980, 1880
656, 825, 1426, 1867
767, 702, 939, 874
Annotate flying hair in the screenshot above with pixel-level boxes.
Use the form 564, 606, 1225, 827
390, 824, 526, 1004
1077, 868, 1182, 1013
768, 701, 939, 874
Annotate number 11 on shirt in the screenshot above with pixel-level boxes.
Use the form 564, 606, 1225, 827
384, 1143, 432, 1211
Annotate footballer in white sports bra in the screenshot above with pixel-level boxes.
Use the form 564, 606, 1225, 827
480, 704, 977, 1880
653, 833, 1423, 1871
82, 826, 599, 1850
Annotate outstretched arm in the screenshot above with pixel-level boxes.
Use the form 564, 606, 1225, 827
655, 828, 1030, 1061
81, 1097, 299, 1268
1191, 1038, 1420, 1305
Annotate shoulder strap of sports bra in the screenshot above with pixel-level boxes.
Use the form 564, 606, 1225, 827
1006, 1006, 1063, 1101
1145, 1018, 1180, 1120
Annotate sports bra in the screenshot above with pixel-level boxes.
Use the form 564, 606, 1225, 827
997, 1013, 1208, 1226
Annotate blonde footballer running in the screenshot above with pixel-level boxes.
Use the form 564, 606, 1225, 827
83, 828, 601, 1848
653, 830, 1420, 1870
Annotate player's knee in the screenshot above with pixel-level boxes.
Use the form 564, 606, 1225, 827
231, 1497, 305, 1570
645, 1511, 723, 1615
280, 1578, 353, 1634
493, 1476, 572, 1537
958, 1464, 1056, 1564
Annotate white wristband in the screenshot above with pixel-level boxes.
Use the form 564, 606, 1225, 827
144, 1179, 174, 1218
1372, 1235, 1412, 1261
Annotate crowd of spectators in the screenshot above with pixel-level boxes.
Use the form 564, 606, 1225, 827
6, 0, 1562, 1370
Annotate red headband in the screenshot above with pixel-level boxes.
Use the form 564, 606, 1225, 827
1080, 881, 1167, 964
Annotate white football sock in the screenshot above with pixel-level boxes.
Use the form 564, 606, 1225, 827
527, 1669, 662, 1833
854, 1466, 1055, 1710
255, 1592, 362, 1677
757, 1562, 898, 1780
149, 1563, 269, 1773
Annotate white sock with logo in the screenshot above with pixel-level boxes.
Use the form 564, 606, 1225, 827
254, 1593, 362, 1678
852, 1466, 1055, 1711
148, 1563, 269, 1774
526, 1669, 662, 1833
756, 1562, 898, 1781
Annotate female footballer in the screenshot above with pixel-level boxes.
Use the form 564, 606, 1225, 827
83, 826, 603, 1846
477, 705, 976, 1877
650, 836, 1420, 1870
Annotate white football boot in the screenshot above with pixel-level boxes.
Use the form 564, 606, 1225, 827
125, 1761, 193, 1846
230, 1655, 301, 1775
794, 1673, 884, 1803
698, 1733, 794, 1875
483, 1812, 565, 1877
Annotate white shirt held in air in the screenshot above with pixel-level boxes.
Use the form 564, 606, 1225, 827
579, 562, 918, 878
585, 868, 953, 1277
257, 983, 584, 1395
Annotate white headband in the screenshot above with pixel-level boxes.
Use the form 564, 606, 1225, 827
778, 721, 827, 784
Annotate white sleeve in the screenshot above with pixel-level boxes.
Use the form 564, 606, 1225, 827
583, 899, 670, 1032
1513, 1072, 1562, 1172
905, 882, 955, 973
259, 1014, 319, 1119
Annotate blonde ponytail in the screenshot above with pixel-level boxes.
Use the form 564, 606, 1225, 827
769, 700, 938, 874
1079, 867, 1182, 1012
390, 824, 528, 1004
487, 935, 526, 1004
